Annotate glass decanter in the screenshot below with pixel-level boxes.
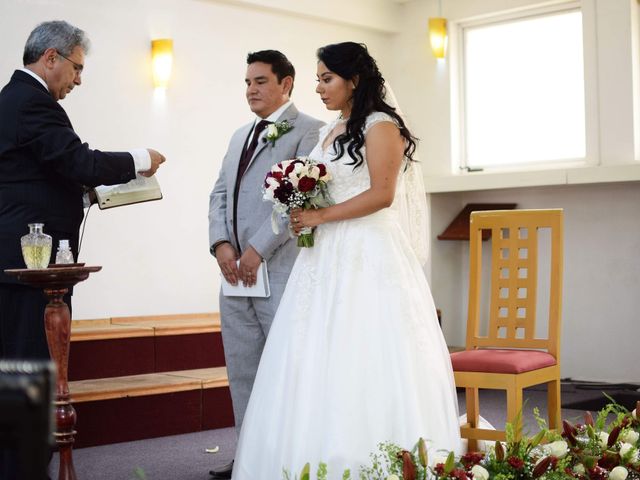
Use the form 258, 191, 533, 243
20, 223, 52, 269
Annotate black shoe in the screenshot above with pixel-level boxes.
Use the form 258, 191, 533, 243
209, 460, 233, 479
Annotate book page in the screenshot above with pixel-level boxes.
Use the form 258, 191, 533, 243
221, 261, 270, 298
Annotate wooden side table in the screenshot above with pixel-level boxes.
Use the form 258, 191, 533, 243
5, 265, 101, 480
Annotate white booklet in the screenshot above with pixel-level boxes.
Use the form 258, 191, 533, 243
94, 175, 162, 209
221, 260, 270, 298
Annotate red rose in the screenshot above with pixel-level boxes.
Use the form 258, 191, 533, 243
317, 163, 327, 177
297, 176, 317, 193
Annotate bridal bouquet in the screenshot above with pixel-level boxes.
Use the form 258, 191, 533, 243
263, 157, 333, 247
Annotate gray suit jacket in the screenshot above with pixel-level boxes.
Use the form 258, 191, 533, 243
209, 104, 323, 276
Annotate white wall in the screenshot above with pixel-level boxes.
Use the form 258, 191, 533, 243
0, 0, 394, 318
391, 0, 640, 383
2, 0, 638, 383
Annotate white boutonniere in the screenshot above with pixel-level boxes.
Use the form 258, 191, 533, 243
264, 120, 293, 145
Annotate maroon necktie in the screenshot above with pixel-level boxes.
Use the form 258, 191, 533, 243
237, 120, 271, 180
233, 119, 271, 250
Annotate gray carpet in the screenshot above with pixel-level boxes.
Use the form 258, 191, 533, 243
48, 384, 630, 480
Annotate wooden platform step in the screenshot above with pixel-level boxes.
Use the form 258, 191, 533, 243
68, 313, 225, 381
71, 312, 221, 342
70, 367, 234, 448
70, 366, 228, 402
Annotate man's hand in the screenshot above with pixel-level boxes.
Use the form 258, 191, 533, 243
140, 148, 166, 177
216, 243, 240, 286
238, 246, 263, 287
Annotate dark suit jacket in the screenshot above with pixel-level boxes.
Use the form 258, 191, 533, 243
0, 70, 136, 284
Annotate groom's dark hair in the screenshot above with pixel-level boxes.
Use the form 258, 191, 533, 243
247, 50, 295, 95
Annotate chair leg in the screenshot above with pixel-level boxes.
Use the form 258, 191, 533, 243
506, 387, 523, 440
547, 379, 561, 430
466, 387, 480, 452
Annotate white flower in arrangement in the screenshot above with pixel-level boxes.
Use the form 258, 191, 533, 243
471, 464, 490, 480
385, 475, 400, 480
610, 466, 629, 480
573, 463, 586, 475
598, 431, 609, 448
621, 429, 640, 445
545, 440, 569, 458
619, 442, 639, 462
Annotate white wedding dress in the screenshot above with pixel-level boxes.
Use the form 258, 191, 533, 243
232, 112, 461, 479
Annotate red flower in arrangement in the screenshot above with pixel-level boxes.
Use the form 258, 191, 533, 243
450, 468, 470, 480
461, 452, 485, 467
297, 176, 317, 193
507, 456, 525, 470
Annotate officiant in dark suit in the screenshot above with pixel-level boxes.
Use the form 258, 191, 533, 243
0, 20, 166, 363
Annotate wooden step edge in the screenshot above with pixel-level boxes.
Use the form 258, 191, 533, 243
71, 313, 221, 341
71, 325, 155, 342
69, 367, 228, 403
111, 312, 221, 336
110, 312, 220, 326
164, 367, 229, 389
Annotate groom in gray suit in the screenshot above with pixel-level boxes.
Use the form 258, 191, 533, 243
208, 50, 323, 479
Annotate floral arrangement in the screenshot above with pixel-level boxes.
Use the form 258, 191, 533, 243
287, 402, 639, 480
263, 157, 332, 247
431, 403, 639, 480
265, 120, 293, 145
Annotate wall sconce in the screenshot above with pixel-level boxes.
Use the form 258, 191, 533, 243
428, 18, 447, 58
428, 0, 447, 58
151, 39, 173, 88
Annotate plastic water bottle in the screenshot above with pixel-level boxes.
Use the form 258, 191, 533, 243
55, 239, 74, 264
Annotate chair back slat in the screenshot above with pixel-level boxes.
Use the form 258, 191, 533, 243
466, 209, 563, 358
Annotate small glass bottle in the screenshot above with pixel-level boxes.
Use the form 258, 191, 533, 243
55, 239, 74, 265
20, 223, 52, 269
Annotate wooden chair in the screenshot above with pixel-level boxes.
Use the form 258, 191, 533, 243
451, 209, 564, 451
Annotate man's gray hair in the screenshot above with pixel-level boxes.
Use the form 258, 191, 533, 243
23, 20, 90, 66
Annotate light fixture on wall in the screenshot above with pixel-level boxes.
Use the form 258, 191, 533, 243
428, 0, 447, 58
151, 39, 173, 88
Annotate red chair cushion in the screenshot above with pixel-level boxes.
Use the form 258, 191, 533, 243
451, 349, 556, 374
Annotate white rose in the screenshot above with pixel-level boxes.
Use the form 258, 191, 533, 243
385, 475, 400, 480
546, 440, 569, 458
619, 442, 639, 462
266, 124, 278, 138
610, 466, 629, 480
573, 464, 585, 475
307, 165, 320, 181
621, 430, 640, 445
471, 465, 489, 480
598, 432, 609, 448
633, 410, 637, 419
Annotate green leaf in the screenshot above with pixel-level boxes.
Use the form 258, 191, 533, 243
300, 462, 310, 480
444, 451, 456, 473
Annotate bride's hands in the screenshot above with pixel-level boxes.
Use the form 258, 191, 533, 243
290, 208, 323, 235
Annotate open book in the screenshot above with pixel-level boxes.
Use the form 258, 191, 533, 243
93, 175, 162, 209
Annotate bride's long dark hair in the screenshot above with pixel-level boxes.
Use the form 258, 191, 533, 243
317, 42, 417, 168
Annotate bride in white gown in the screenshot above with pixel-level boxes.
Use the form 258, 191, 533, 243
232, 42, 461, 479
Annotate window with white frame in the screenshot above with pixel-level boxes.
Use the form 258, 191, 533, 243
460, 7, 586, 169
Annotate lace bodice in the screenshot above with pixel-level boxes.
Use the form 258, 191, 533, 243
308, 112, 396, 204
308, 111, 430, 265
